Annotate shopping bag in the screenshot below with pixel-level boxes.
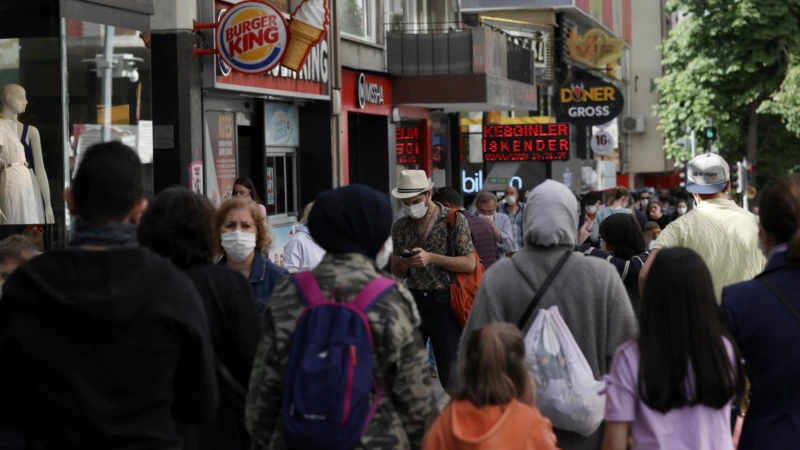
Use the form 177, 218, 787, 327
524, 306, 605, 436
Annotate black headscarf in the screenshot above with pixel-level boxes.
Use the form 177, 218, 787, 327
308, 184, 392, 258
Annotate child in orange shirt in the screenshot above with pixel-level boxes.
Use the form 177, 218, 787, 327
423, 323, 559, 450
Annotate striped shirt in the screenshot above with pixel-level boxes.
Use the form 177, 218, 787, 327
460, 209, 499, 268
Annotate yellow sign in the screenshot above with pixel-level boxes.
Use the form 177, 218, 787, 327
566, 28, 624, 68
561, 86, 617, 104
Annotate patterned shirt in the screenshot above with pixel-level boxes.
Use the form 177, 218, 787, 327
246, 253, 439, 450
500, 202, 526, 250
392, 203, 475, 291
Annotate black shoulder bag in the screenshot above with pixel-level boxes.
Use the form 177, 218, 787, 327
512, 251, 572, 331
759, 278, 800, 326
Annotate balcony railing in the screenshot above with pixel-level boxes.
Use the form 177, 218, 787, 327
386, 24, 534, 85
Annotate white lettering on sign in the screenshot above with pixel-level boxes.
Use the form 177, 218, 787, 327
264, 39, 329, 84
462, 170, 523, 194
357, 72, 384, 108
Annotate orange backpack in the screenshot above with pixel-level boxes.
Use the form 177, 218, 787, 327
447, 209, 485, 327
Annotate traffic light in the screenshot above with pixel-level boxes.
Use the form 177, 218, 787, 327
703, 126, 717, 142
679, 162, 687, 188
732, 161, 743, 194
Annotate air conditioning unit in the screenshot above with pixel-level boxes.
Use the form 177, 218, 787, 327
622, 115, 646, 134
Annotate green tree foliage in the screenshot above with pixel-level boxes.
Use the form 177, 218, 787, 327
656, 0, 800, 186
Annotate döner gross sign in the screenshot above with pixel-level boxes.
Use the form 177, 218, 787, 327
553, 78, 624, 126
483, 124, 570, 162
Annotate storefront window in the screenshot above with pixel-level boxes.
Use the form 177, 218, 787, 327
342, 0, 375, 40
0, 1, 152, 249
265, 150, 298, 219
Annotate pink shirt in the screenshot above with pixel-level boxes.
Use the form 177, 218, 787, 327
605, 340, 735, 450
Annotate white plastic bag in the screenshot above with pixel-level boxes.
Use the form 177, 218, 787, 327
524, 306, 605, 436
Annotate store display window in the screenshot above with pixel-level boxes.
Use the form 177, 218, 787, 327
0, 0, 152, 249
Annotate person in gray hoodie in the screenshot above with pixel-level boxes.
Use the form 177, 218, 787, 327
460, 180, 637, 450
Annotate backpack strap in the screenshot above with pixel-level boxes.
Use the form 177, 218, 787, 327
447, 208, 458, 228
292, 271, 327, 307
513, 251, 572, 330
351, 277, 397, 312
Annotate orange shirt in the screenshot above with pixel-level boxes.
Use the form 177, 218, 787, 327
423, 400, 559, 450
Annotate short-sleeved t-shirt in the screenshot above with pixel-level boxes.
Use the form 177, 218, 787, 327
605, 340, 735, 450
653, 198, 766, 302
392, 203, 474, 291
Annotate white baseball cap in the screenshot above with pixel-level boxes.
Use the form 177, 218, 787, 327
686, 153, 730, 194
392, 170, 434, 199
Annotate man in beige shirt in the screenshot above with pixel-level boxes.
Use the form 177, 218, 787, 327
640, 153, 766, 302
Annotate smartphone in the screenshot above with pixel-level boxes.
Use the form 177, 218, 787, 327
400, 251, 420, 258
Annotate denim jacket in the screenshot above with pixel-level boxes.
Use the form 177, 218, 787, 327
221, 252, 289, 313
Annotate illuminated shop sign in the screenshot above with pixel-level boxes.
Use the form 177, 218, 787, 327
482, 124, 570, 162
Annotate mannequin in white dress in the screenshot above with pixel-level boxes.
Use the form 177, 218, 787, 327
0, 84, 54, 224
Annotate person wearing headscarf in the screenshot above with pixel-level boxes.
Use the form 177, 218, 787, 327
461, 180, 637, 450
246, 184, 439, 450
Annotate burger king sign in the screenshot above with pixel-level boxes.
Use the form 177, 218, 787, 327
216, 1, 288, 74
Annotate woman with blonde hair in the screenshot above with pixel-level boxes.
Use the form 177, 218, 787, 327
217, 197, 288, 312
423, 323, 559, 450
283, 201, 325, 273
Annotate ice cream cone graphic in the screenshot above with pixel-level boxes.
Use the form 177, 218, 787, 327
284, 0, 329, 71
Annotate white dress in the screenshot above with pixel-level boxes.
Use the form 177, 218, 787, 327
0, 118, 38, 224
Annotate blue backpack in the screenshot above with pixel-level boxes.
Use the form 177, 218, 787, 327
282, 271, 396, 450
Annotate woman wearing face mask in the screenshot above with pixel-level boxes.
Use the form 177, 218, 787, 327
673, 199, 689, 219
578, 192, 602, 246
232, 177, 267, 219
246, 184, 439, 449
217, 197, 288, 313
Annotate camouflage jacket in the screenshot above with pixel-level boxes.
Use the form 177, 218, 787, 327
246, 253, 439, 450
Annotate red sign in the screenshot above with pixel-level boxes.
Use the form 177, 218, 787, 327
341, 69, 392, 115
396, 126, 420, 164
482, 124, 570, 162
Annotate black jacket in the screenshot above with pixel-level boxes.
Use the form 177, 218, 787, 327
0, 248, 218, 450
181, 264, 262, 450
579, 246, 649, 311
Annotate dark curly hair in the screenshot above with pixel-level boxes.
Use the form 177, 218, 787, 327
138, 187, 218, 268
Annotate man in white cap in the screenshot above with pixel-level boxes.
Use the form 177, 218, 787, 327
391, 170, 475, 394
639, 153, 766, 302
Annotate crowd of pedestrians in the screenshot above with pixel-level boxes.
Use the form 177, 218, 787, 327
0, 143, 795, 450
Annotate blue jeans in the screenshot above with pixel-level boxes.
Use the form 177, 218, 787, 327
411, 289, 461, 394
426, 338, 437, 371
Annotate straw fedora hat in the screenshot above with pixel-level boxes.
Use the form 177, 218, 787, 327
392, 170, 434, 199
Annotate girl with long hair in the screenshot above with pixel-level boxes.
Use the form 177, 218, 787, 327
603, 248, 745, 450
424, 323, 559, 450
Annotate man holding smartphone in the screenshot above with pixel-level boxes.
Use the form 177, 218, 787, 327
391, 170, 475, 394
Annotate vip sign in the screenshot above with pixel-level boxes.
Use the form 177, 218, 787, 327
553, 78, 624, 127
357, 73, 385, 108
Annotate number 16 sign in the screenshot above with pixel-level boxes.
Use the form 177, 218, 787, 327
591, 130, 616, 156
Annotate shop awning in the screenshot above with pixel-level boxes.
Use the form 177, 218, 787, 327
393, 74, 538, 113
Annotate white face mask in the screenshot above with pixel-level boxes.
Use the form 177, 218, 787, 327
221, 230, 257, 263
375, 237, 393, 269
586, 205, 598, 215
640, 199, 650, 208
405, 198, 429, 219
505, 195, 517, 206
677, 207, 688, 215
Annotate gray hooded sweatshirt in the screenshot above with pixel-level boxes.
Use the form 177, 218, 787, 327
460, 180, 637, 450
